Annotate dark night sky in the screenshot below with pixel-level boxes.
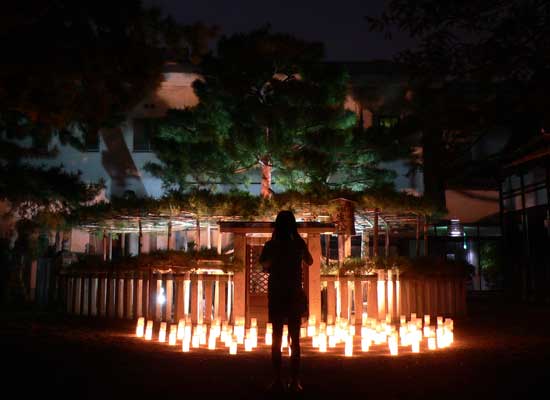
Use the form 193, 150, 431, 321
145, 0, 415, 61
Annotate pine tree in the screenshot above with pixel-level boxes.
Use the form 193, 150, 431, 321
148, 28, 395, 198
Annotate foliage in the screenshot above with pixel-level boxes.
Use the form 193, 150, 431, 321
321, 255, 469, 278
480, 241, 502, 289
67, 249, 243, 274
367, 0, 550, 204
147, 27, 396, 196
71, 186, 443, 231
0, 1, 217, 216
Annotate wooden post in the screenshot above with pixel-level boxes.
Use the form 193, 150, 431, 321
191, 276, 198, 324
366, 277, 377, 320
340, 277, 349, 321
138, 219, 143, 256
108, 274, 116, 317
415, 215, 420, 257
217, 229, 222, 254
91, 276, 98, 316
307, 233, 322, 324
354, 279, 363, 323
232, 233, 246, 324
125, 274, 134, 319
213, 278, 220, 320
175, 279, 184, 321
167, 221, 172, 251
385, 223, 390, 258
74, 277, 82, 315
326, 280, 336, 324
377, 269, 385, 320
121, 233, 125, 257
361, 228, 369, 259
117, 275, 124, 319
155, 276, 163, 321
165, 274, 173, 322
205, 279, 213, 323
135, 274, 143, 318
102, 231, 108, 261
196, 218, 201, 249
207, 224, 212, 249
109, 233, 113, 261
423, 215, 429, 256
99, 276, 107, 317
373, 209, 379, 257
82, 277, 89, 316
218, 279, 227, 322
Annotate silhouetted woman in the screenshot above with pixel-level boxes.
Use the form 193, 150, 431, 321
259, 210, 313, 393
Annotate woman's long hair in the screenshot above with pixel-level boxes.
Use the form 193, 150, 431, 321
272, 210, 300, 241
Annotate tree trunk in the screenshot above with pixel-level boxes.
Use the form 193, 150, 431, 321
167, 220, 172, 251
422, 129, 446, 208
373, 209, 379, 257
260, 162, 272, 199
138, 219, 143, 256
196, 218, 201, 250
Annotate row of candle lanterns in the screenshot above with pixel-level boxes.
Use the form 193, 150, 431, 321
135, 312, 454, 356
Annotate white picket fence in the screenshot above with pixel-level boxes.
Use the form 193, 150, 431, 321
59, 271, 234, 324
59, 269, 466, 325
321, 270, 467, 323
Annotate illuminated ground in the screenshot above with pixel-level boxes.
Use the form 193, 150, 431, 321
3, 295, 550, 399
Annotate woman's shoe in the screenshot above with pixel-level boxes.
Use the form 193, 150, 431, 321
266, 379, 285, 393
288, 379, 303, 393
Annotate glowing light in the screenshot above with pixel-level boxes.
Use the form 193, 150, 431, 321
136, 317, 145, 337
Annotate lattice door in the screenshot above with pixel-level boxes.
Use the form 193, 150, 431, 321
248, 244, 269, 294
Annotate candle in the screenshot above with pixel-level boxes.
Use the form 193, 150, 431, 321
428, 337, 436, 350
344, 336, 353, 357
158, 322, 167, 343
265, 332, 272, 345
319, 334, 327, 352
182, 338, 190, 352
177, 318, 186, 340
229, 340, 237, 355
145, 320, 153, 341
208, 335, 216, 350
424, 315, 430, 326
168, 324, 177, 346
136, 317, 145, 337
389, 335, 398, 356
244, 337, 253, 351
361, 338, 370, 352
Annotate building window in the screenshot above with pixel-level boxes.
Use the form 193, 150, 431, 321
84, 130, 100, 152
133, 118, 157, 152
374, 115, 399, 129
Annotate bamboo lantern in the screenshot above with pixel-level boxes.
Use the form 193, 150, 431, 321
329, 334, 338, 348
361, 338, 370, 352
389, 334, 398, 356
177, 319, 186, 340
400, 315, 406, 324
145, 320, 153, 341
424, 315, 431, 326
168, 324, 177, 346
300, 327, 307, 338
191, 334, 200, 348
344, 336, 353, 357
136, 317, 145, 337
229, 340, 237, 355
319, 334, 327, 353
208, 334, 216, 350
244, 337, 253, 352
182, 338, 190, 352
158, 322, 167, 342
428, 337, 436, 350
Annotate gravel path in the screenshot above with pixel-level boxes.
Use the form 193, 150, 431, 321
2, 296, 549, 399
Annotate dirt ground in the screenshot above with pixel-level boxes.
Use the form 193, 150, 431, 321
2, 295, 550, 399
